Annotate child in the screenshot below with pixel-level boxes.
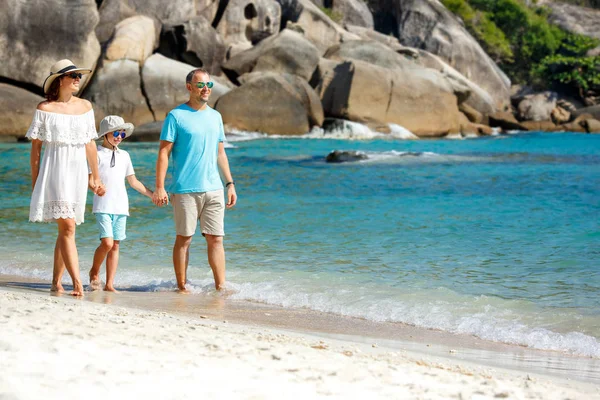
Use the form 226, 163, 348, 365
88, 115, 153, 292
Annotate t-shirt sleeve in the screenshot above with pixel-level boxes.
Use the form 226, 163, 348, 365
218, 114, 225, 143
160, 113, 177, 143
125, 153, 135, 177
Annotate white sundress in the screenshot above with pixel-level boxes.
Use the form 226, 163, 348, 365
26, 109, 98, 225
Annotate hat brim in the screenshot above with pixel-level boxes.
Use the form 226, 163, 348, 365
97, 123, 135, 139
43, 68, 92, 94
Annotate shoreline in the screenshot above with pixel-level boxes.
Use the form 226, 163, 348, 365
2, 274, 600, 391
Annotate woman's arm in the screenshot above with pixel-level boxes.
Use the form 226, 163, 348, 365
127, 175, 153, 198
85, 140, 102, 193
30, 139, 42, 190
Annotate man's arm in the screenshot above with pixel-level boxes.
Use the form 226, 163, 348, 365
153, 140, 173, 206
217, 142, 237, 208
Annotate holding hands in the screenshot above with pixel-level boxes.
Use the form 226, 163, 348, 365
89, 177, 106, 196
152, 188, 169, 207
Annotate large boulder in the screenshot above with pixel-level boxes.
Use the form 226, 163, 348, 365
345, 24, 414, 53
537, 1, 600, 40
222, 29, 320, 83
572, 104, 600, 121
142, 54, 231, 120
516, 92, 557, 122
105, 15, 160, 65
366, 0, 510, 111
215, 0, 281, 52
159, 16, 227, 75
0, 84, 45, 139
82, 59, 154, 127
215, 72, 324, 134
309, 0, 374, 29
314, 58, 463, 137
277, 0, 361, 53
0, 0, 100, 93
96, 0, 196, 43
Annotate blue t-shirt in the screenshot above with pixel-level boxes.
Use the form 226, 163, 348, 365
160, 104, 226, 194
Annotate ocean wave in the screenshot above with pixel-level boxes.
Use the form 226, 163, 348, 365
3, 259, 599, 358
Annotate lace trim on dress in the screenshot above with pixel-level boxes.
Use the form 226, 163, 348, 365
29, 201, 85, 225
26, 109, 98, 145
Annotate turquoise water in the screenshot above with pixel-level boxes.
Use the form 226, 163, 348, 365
1, 131, 599, 357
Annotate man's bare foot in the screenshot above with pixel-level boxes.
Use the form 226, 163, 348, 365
50, 283, 64, 293
89, 271, 102, 291
104, 285, 119, 293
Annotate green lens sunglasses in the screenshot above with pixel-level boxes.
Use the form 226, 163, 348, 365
195, 81, 214, 89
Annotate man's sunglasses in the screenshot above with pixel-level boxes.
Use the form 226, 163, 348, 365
195, 81, 214, 89
65, 72, 83, 79
112, 130, 126, 139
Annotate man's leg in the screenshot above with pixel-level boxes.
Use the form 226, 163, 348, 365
173, 235, 193, 292
205, 234, 225, 290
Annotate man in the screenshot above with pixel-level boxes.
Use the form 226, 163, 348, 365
153, 68, 237, 292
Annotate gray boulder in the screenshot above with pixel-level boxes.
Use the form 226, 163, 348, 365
325, 150, 368, 163
0, 0, 100, 92
0, 84, 45, 138
314, 58, 463, 137
222, 29, 320, 82
83, 59, 154, 127
142, 54, 231, 120
105, 15, 160, 65
309, 0, 374, 29
572, 104, 600, 121
96, 0, 196, 43
517, 92, 558, 122
215, 72, 324, 134
215, 0, 281, 52
368, 0, 510, 111
537, 1, 600, 40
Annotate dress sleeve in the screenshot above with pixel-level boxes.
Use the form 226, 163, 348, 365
85, 109, 98, 141
25, 110, 47, 141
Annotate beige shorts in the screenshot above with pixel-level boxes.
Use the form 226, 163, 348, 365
171, 190, 225, 237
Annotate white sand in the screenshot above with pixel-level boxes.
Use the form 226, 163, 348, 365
1, 289, 598, 400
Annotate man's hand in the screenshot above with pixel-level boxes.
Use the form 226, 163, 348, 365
226, 184, 237, 208
153, 188, 169, 207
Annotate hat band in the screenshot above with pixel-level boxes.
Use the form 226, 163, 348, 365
53, 65, 77, 75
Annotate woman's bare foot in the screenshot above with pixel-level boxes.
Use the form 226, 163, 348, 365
50, 283, 65, 293
104, 285, 119, 293
71, 282, 84, 297
176, 287, 190, 294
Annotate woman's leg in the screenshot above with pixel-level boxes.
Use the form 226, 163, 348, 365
56, 218, 83, 296
51, 237, 65, 293
105, 240, 120, 292
89, 237, 114, 290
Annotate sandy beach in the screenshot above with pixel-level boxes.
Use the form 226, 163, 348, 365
1, 287, 598, 400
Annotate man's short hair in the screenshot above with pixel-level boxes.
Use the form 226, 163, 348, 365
186, 68, 210, 84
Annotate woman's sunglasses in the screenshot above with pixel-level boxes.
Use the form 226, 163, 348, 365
112, 130, 126, 139
65, 72, 83, 79
195, 81, 214, 89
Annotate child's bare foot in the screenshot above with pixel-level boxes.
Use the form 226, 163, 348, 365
50, 283, 64, 293
104, 285, 119, 293
89, 271, 102, 291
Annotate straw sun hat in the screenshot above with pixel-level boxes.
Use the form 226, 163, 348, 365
98, 115, 135, 139
42, 59, 92, 94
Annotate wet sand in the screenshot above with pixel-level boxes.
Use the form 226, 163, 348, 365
2, 273, 600, 393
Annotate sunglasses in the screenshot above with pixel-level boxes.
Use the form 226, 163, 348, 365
112, 130, 126, 139
65, 72, 83, 79
195, 81, 214, 89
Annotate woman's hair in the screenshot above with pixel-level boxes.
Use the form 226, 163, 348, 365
45, 77, 62, 101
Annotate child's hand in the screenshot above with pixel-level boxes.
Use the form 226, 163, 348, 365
96, 184, 106, 197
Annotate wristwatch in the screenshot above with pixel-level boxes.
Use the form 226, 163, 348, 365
225, 181, 235, 187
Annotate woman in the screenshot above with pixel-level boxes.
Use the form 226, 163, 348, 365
27, 59, 103, 296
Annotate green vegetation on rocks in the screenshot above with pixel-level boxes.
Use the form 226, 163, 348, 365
442, 0, 600, 97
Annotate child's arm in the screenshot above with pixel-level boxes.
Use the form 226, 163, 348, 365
126, 175, 153, 198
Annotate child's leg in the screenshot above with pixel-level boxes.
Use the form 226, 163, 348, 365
104, 215, 127, 292
89, 213, 115, 290
90, 237, 114, 289
105, 240, 120, 292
